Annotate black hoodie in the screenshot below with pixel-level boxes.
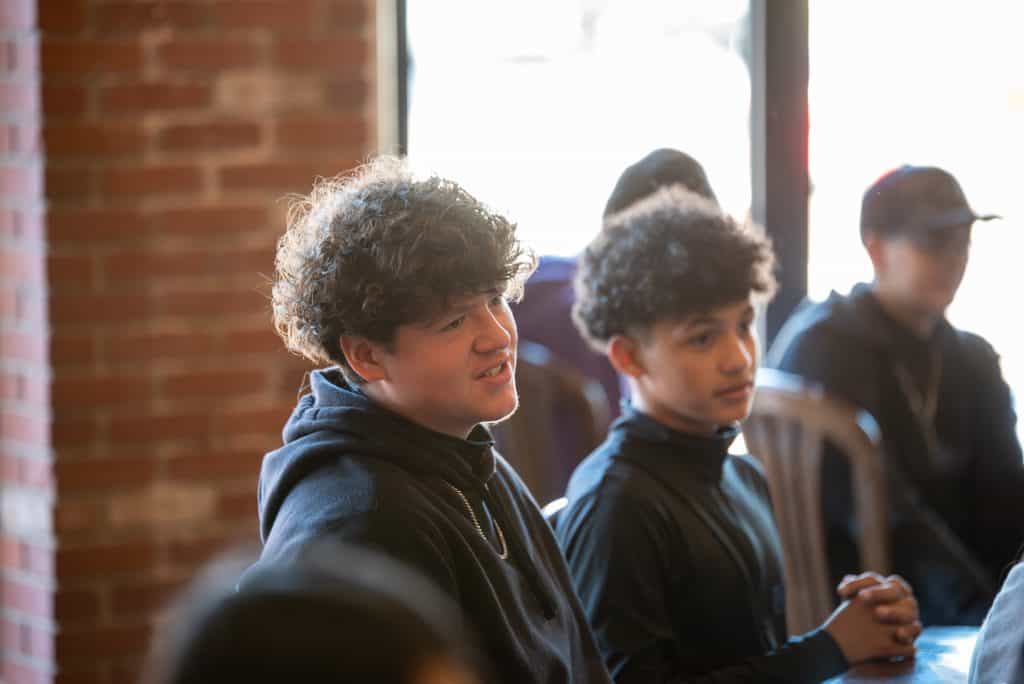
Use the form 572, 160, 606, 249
768, 283, 1024, 625
258, 368, 611, 684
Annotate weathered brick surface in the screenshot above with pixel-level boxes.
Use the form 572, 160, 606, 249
3, 0, 379, 680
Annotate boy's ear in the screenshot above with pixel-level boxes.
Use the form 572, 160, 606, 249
863, 233, 888, 274
338, 335, 388, 383
607, 334, 646, 379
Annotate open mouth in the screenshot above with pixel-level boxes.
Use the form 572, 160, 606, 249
478, 360, 511, 379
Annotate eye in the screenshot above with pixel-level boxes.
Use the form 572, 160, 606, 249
489, 293, 506, 307
688, 332, 714, 348
739, 318, 754, 335
441, 316, 465, 332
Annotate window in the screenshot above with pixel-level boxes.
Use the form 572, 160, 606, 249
406, 0, 752, 256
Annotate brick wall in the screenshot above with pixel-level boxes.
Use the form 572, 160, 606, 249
1, 0, 53, 682
27, 1, 377, 682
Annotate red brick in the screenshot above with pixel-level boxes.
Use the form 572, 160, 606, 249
0, 163, 43, 197
51, 375, 152, 407
0, 208, 45, 242
105, 331, 214, 363
51, 417, 97, 448
50, 293, 150, 325
276, 113, 368, 148
1, 578, 50, 617
110, 577, 186, 618
0, 82, 38, 115
20, 540, 52, 576
21, 622, 53, 660
104, 246, 273, 282
3, 659, 51, 684
325, 74, 370, 108
158, 39, 260, 70
217, 489, 257, 520
57, 541, 158, 579
51, 333, 96, 366
0, 333, 46, 363
108, 412, 208, 444
101, 165, 202, 197
53, 666, 103, 684
0, 412, 47, 444
47, 254, 93, 288
168, 534, 236, 568
159, 120, 262, 151
150, 205, 269, 237
54, 588, 101, 622
56, 623, 151, 661
0, 37, 39, 76
0, 246, 44, 282
163, 369, 265, 399
41, 84, 87, 117
41, 40, 142, 75
275, 36, 369, 69
56, 456, 156, 493
44, 166, 91, 202
224, 328, 281, 354
19, 457, 53, 488
94, 3, 210, 34
44, 123, 144, 158
2, 615, 19, 653
167, 450, 260, 482
130, 337, 211, 369
99, 82, 210, 113
213, 404, 293, 434
158, 288, 268, 318
38, 0, 87, 35
53, 499, 103, 533
48, 208, 145, 243
326, 0, 370, 30
211, 0, 315, 29
220, 161, 349, 192
0, 0, 35, 31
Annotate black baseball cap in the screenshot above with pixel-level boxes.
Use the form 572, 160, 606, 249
860, 165, 999, 241
604, 148, 717, 218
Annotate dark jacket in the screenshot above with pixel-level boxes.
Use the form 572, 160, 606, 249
258, 368, 612, 684
768, 284, 1024, 625
555, 408, 848, 683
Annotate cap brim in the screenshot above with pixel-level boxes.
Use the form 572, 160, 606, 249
919, 207, 1002, 232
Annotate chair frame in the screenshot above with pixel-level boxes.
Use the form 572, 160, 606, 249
743, 368, 890, 635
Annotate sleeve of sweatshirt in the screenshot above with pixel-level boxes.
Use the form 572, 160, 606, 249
558, 489, 848, 684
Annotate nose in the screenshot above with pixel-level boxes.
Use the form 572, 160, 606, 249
473, 306, 513, 353
719, 331, 754, 375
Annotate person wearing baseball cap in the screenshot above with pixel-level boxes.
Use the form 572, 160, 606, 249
768, 165, 1024, 626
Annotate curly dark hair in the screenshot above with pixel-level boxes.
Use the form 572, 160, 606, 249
573, 185, 777, 348
272, 156, 536, 383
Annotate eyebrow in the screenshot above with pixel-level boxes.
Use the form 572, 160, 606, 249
680, 305, 756, 328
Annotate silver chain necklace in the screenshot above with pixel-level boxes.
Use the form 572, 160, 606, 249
444, 483, 508, 560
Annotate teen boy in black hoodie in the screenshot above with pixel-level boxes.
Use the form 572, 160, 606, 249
557, 187, 922, 682
258, 156, 611, 684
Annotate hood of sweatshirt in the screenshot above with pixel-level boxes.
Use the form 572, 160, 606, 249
258, 367, 498, 544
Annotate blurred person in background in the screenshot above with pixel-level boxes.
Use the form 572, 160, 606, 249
143, 541, 485, 684
769, 165, 1024, 625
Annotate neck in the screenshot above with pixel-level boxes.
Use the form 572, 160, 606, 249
360, 382, 473, 440
629, 390, 719, 438
870, 284, 940, 339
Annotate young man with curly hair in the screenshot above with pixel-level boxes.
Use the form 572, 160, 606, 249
555, 186, 922, 682
259, 156, 611, 684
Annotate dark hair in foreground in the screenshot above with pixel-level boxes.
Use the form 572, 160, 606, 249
272, 155, 536, 384
143, 542, 483, 684
573, 186, 777, 348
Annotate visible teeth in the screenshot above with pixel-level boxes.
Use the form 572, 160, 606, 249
483, 363, 503, 377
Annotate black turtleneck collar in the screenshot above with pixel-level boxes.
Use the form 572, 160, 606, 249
280, 368, 498, 495
611, 404, 740, 482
